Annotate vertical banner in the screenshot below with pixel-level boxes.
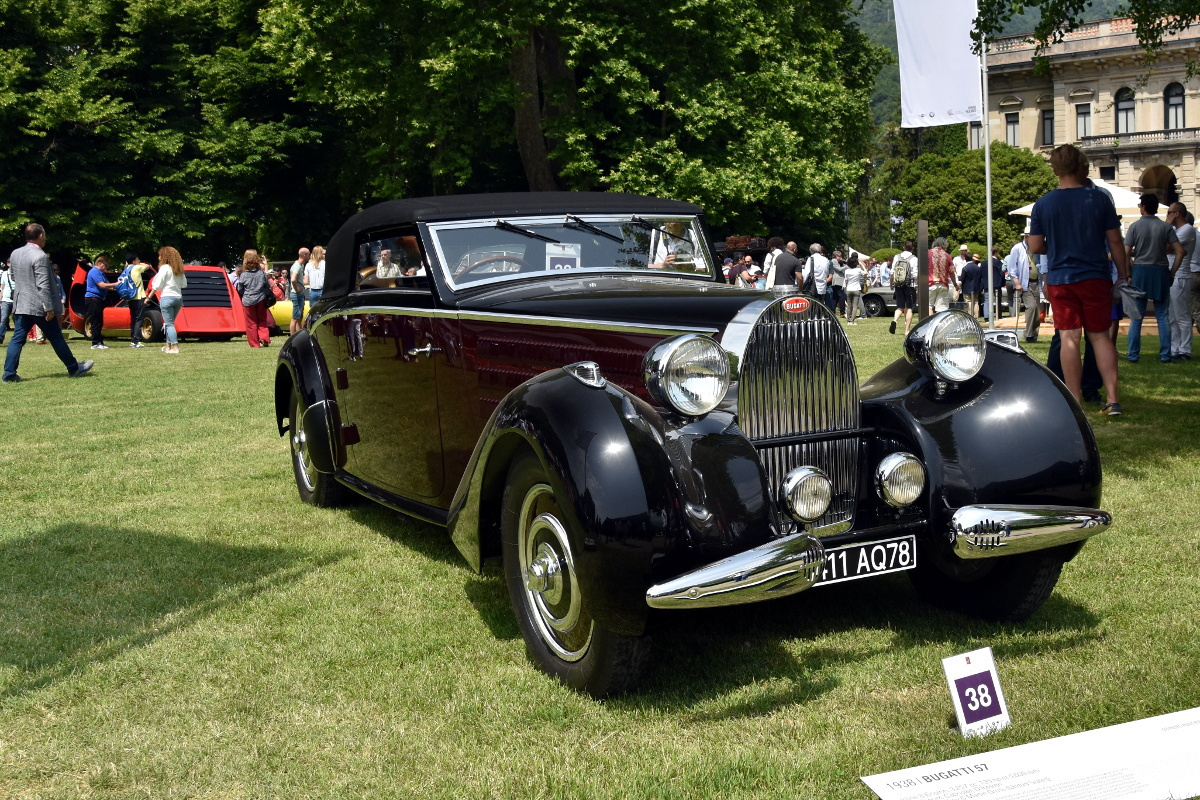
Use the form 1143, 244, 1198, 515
893, 0, 982, 127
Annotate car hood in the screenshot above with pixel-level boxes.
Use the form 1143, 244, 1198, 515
454, 275, 768, 332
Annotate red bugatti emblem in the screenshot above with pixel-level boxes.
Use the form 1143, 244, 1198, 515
782, 297, 810, 313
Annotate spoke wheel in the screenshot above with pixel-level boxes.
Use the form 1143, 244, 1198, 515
501, 451, 651, 697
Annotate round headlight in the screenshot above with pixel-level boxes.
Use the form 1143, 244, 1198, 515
875, 452, 925, 507
781, 466, 833, 523
643, 334, 730, 416
906, 310, 985, 382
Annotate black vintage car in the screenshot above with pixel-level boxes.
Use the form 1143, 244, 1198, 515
274, 193, 1111, 697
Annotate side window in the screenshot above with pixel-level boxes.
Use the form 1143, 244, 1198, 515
355, 228, 429, 291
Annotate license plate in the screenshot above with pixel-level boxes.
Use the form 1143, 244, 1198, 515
815, 535, 917, 586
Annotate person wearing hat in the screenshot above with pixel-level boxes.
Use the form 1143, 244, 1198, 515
722, 257, 735, 285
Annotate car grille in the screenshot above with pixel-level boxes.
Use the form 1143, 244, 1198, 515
735, 298, 859, 534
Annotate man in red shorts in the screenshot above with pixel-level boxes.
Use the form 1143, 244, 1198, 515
1027, 144, 1129, 415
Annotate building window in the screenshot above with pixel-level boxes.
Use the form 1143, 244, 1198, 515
1076, 104, 1091, 139
1099, 166, 1116, 182
1005, 113, 1019, 146
969, 121, 983, 150
1041, 109, 1054, 146
1165, 83, 1185, 130
1115, 88, 1135, 134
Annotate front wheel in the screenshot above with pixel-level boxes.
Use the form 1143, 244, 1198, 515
289, 391, 348, 507
908, 545, 1068, 622
501, 452, 651, 697
141, 310, 164, 342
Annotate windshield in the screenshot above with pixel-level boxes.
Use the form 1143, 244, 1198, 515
428, 215, 714, 289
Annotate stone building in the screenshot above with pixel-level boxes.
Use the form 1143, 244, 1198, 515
972, 17, 1200, 208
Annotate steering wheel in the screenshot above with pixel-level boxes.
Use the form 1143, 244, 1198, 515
457, 254, 530, 277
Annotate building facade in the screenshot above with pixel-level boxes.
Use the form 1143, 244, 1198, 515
973, 18, 1200, 208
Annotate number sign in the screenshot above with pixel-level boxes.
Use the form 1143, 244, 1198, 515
942, 647, 1010, 738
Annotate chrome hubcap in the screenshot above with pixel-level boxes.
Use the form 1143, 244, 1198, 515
518, 483, 592, 661
291, 404, 316, 491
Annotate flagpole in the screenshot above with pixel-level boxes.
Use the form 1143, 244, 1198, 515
979, 11, 996, 330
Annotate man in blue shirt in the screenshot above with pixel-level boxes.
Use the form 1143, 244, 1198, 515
84, 255, 118, 349
1028, 144, 1129, 415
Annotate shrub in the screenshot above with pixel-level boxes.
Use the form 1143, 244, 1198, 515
871, 248, 900, 263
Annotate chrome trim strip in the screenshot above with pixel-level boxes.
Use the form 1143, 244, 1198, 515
950, 505, 1111, 559
984, 329, 1025, 353
645, 532, 826, 609
324, 305, 717, 337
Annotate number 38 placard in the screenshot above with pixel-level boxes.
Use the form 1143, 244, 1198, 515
942, 646, 1011, 738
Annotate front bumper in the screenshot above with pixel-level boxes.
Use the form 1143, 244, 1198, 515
645, 532, 826, 609
949, 505, 1111, 558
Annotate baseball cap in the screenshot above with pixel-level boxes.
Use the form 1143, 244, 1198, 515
723, 257, 734, 264
959, 245, 968, 251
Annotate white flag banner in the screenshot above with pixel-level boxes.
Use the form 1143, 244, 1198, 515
894, 0, 982, 128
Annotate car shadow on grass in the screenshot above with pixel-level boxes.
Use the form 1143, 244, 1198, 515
614, 572, 1101, 715
0, 524, 336, 700
343, 503, 467, 567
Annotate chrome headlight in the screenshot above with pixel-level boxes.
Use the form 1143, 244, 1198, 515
875, 452, 925, 507
643, 334, 730, 416
905, 310, 986, 383
781, 466, 833, 523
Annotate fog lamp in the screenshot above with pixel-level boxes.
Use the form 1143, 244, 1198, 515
875, 452, 925, 507
781, 466, 832, 523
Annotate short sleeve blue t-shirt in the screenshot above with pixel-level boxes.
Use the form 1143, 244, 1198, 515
1029, 186, 1120, 286
85, 266, 108, 298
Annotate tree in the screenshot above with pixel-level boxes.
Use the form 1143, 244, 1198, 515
261, 0, 887, 238
890, 142, 1056, 249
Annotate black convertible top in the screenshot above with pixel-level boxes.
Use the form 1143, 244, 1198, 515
323, 192, 704, 299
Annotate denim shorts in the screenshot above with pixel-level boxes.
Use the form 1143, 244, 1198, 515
290, 291, 306, 320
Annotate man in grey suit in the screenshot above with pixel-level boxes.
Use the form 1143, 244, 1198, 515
3, 224, 93, 383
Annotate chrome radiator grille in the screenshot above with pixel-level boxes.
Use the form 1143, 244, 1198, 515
734, 298, 860, 533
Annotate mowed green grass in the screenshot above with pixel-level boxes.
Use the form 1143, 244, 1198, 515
1, 320, 1197, 800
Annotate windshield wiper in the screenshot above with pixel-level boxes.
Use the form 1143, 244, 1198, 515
564, 215, 623, 243
495, 219, 560, 243
630, 216, 688, 242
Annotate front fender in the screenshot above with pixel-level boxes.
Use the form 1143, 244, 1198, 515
447, 366, 775, 636
861, 340, 1103, 540
274, 330, 344, 474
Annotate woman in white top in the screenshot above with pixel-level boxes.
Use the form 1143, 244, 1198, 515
843, 253, 867, 325
151, 246, 187, 353
305, 246, 326, 307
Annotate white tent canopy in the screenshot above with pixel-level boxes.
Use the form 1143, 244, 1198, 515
1010, 178, 1155, 226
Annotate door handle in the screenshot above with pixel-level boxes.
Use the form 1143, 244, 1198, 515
406, 343, 442, 358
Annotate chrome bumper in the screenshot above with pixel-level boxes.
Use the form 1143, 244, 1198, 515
950, 505, 1111, 559
645, 533, 826, 609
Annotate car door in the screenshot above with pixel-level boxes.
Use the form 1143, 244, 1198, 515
330, 230, 446, 500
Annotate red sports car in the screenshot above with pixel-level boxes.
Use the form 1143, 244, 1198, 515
68, 264, 247, 342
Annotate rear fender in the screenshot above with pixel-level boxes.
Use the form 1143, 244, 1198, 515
275, 330, 344, 474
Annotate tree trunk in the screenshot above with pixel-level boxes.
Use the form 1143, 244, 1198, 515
510, 33, 558, 192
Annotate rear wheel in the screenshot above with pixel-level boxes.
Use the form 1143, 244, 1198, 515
141, 310, 164, 342
908, 545, 1067, 622
863, 294, 886, 317
289, 391, 348, 507
501, 451, 651, 697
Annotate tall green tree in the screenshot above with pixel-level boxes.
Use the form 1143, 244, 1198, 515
262, 0, 886, 237
890, 142, 1056, 249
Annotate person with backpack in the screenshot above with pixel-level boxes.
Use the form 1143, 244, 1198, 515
890, 240, 918, 335
115, 253, 152, 348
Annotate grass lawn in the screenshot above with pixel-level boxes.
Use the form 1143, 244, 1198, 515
1, 319, 1197, 799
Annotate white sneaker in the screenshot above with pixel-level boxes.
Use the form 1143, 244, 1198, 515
130, 342, 145, 348
91, 344, 109, 350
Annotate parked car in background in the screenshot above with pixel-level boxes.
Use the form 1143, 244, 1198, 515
275, 192, 1112, 697
67, 263, 247, 342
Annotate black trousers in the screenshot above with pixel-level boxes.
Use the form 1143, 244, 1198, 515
128, 298, 144, 343
85, 297, 105, 343
1046, 330, 1102, 401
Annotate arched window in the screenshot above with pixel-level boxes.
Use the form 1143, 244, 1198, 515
1165, 83, 1185, 130
1115, 87, 1135, 134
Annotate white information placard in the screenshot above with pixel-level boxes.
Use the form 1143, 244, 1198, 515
546, 242, 581, 271
862, 706, 1200, 800
942, 646, 1010, 738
